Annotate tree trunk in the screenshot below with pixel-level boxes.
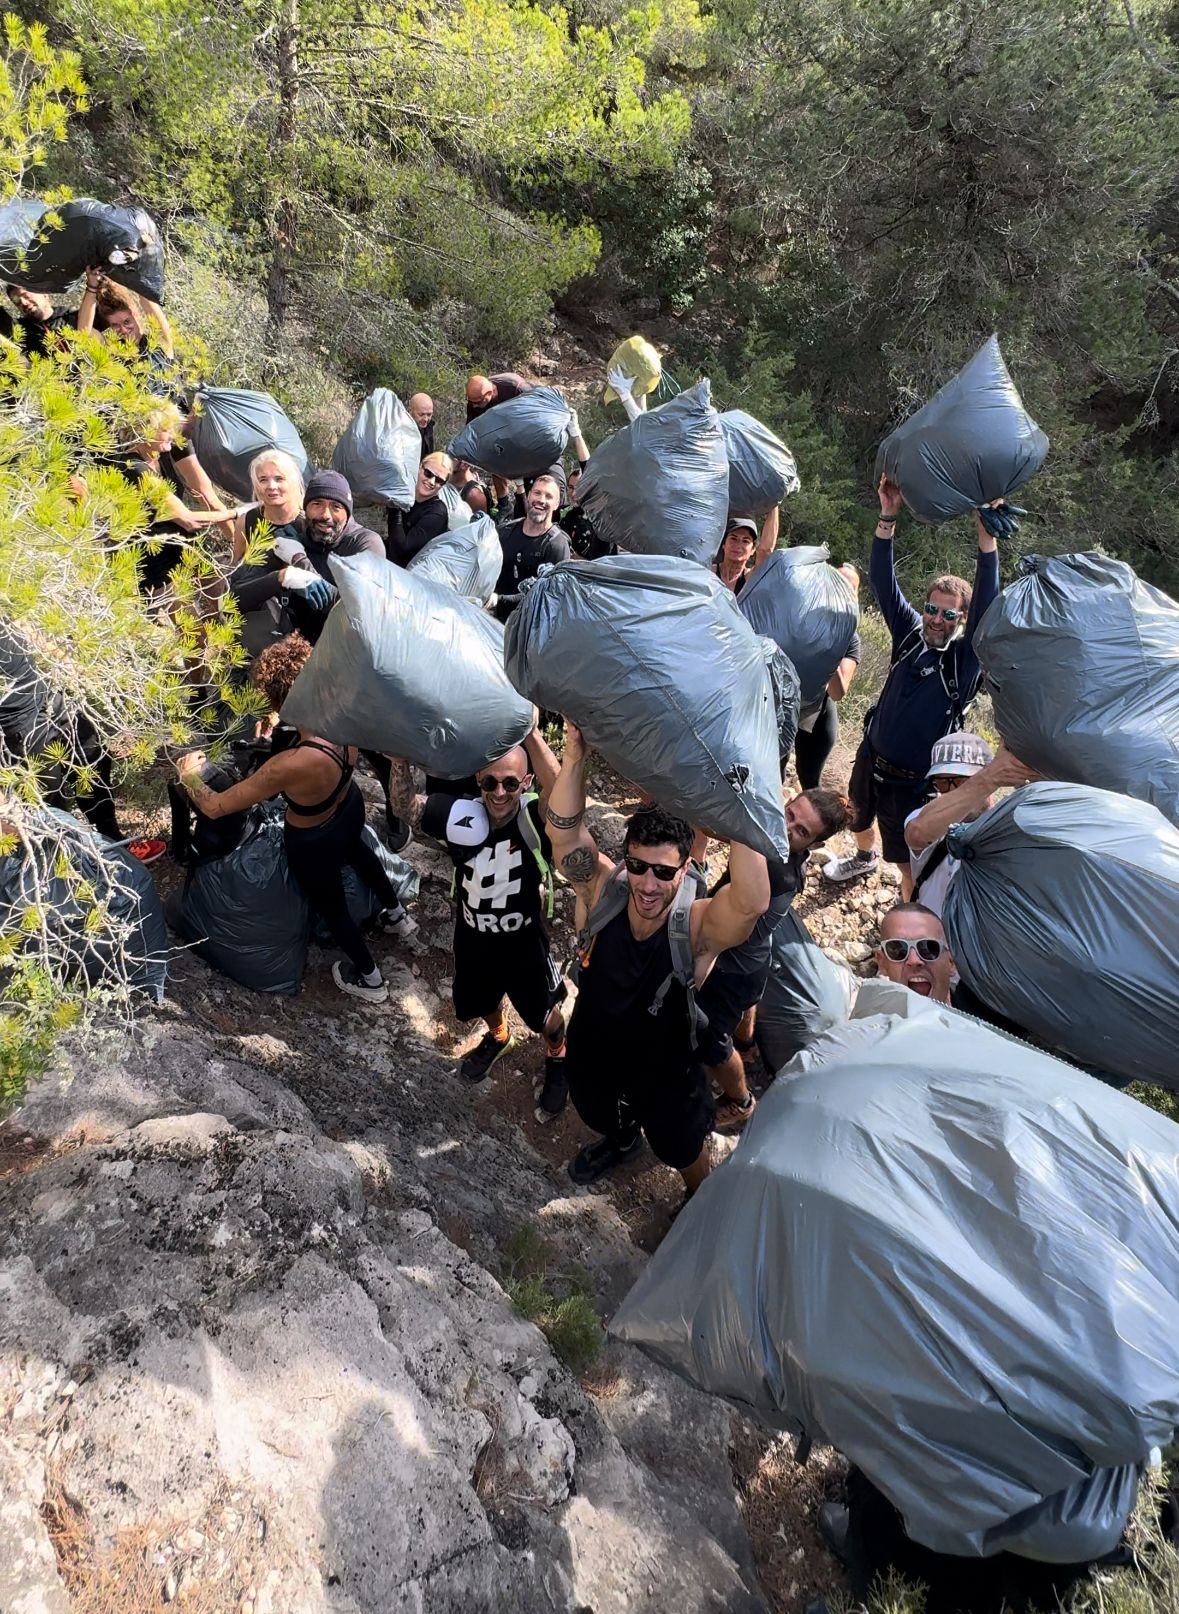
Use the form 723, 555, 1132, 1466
265, 0, 300, 339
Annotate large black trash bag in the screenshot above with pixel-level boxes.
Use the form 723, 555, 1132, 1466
167, 806, 311, 995
738, 547, 860, 706
407, 513, 502, 605
0, 199, 165, 303
0, 808, 168, 1001
505, 553, 790, 860
875, 336, 1048, 524
943, 781, 1179, 1088
447, 386, 572, 478
576, 379, 730, 565
974, 551, 1179, 826
720, 409, 800, 513
331, 389, 421, 509
282, 551, 532, 777
188, 387, 311, 501
613, 985, 1179, 1562
756, 908, 856, 1071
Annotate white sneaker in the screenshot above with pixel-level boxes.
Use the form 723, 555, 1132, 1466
821, 850, 879, 884
379, 906, 420, 943
332, 960, 389, 1003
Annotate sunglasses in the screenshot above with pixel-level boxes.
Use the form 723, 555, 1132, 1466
421, 466, 446, 487
623, 854, 685, 882
477, 774, 524, 795
923, 602, 963, 623
931, 776, 966, 794
880, 937, 945, 964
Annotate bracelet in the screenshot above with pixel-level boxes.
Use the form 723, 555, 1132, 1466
876, 515, 897, 528
545, 806, 585, 830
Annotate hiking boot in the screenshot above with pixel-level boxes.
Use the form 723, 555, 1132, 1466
127, 836, 167, 865
332, 960, 388, 1004
821, 849, 879, 884
385, 816, 413, 854
714, 1091, 757, 1131
533, 1056, 568, 1123
378, 905, 419, 943
568, 1132, 643, 1185
460, 1031, 517, 1084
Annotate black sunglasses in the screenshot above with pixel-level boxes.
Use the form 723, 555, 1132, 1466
477, 774, 524, 795
421, 466, 446, 487
881, 937, 945, 963
923, 602, 963, 622
624, 853, 685, 882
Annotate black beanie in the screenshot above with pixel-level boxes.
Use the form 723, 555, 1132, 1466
303, 468, 353, 515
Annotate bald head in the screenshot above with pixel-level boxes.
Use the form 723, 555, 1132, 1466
466, 374, 495, 410
408, 392, 433, 429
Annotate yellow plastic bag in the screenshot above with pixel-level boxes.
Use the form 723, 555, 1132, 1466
603, 335, 662, 405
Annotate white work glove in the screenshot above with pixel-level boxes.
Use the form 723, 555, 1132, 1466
272, 536, 306, 564
280, 567, 334, 610
567, 406, 581, 438
607, 366, 642, 422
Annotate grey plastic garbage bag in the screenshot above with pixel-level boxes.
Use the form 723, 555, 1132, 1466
942, 781, 1179, 1087
875, 336, 1049, 524
720, 409, 800, 512
612, 990, 1179, 1561
282, 550, 532, 776
448, 386, 572, 478
0, 199, 165, 303
189, 387, 311, 501
0, 199, 46, 269
576, 380, 729, 565
756, 908, 856, 1071
762, 639, 801, 761
408, 513, 502, 605
439, 483, 473, 530
504, 553, 790, 860
331, 389, 421, 510
974, 551, 1179, 826
738, 547, 860, 706
0, 808, 168, 1001
168, 807, 311, 995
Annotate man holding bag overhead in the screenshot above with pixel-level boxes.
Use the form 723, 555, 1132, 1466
823, 475, 999, 896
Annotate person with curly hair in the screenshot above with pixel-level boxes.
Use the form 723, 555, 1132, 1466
174, 633, 417, 1003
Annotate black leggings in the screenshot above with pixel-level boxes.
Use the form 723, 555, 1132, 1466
793, 699, 840, 790
43, 718, 121, 840
283, 784, 402, 977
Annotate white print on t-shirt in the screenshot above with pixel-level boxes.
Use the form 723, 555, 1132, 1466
463, 839, 523, 912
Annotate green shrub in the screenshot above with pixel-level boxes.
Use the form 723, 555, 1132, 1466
502, 1221, 603, 1376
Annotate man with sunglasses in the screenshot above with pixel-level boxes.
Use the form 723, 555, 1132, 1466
383, 731, 570, 1116
492, 469, 571, 622
386, 452, 453, 567
875, 904, 957, 1004
823, 474, 999, 896
904, 734, 1040, 917
546, 721, 771, 1195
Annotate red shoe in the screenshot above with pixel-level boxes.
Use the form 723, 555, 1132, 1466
127, 837, 167, 865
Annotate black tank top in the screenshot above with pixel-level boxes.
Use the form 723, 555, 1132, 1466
282, 739, 353, 818
567, 905, 691, 1067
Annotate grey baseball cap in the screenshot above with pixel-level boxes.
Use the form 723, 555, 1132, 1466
927, 732, 994, 779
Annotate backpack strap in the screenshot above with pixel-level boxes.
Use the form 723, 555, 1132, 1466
516, 791, 554, 918
647, 878, 704, 1049
571, 862, 630, 982
911, 836, 953, 902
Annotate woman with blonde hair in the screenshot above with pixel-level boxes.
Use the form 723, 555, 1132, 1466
386, 449, 453, 566
233, 448, 306, 564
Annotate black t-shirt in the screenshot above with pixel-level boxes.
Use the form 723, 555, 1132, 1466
386, 495, 448, 567
18, 309, 75, 359
561, 503, 610, 560
421, 792, 552, 941
494, 519, 570, 619
419, 421, 435, 457
465, 371, 531, 422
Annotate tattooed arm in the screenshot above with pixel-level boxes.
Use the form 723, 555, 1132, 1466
384, 756, 428, 831
546, 719, 614, 908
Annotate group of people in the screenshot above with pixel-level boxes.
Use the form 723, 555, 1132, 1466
3, 276, 1046, 1208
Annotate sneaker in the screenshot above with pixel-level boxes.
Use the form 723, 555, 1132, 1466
821, 850, 879, 884
533, 1056, 568, 1123
378, 906, 420, 943
714, 1091, 757, 1131
331, 960, 388, 1003
568, 1132, 643, 1185
127, 836, 167, 865
460, 1031, 517, 1084
385, 817, 413, 854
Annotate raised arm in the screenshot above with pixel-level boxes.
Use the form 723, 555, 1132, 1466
695, 839, 770, 963
870, 475, 921, 645
523, 725, 560, 814
754, 506, 779, 569
545, 720, 614, 908
905, 746, 1041, 854
383, 756, 429, 831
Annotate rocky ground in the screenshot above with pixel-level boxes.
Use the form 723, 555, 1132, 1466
0, 748, 899, 1614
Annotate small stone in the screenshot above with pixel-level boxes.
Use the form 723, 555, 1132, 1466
164, 1569, 178, 1601
844, 942, 872, 963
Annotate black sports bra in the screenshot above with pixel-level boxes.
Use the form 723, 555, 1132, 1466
282, 739, 353, 818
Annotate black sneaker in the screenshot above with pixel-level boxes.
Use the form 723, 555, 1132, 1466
533, 1056, 568, 1124
460, 1031, 517, 1084
568, 1132, 643, 1185
385, 815, 413, 854
331, 960, 388, 1004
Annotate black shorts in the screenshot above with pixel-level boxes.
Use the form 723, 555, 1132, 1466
848, 735, 933, 866
452, 922, 565, 1031
565, 1032, 713, 1171
694, 963, 768, 1066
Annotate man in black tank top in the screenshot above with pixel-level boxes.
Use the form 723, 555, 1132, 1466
545, 722, 771, 1197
